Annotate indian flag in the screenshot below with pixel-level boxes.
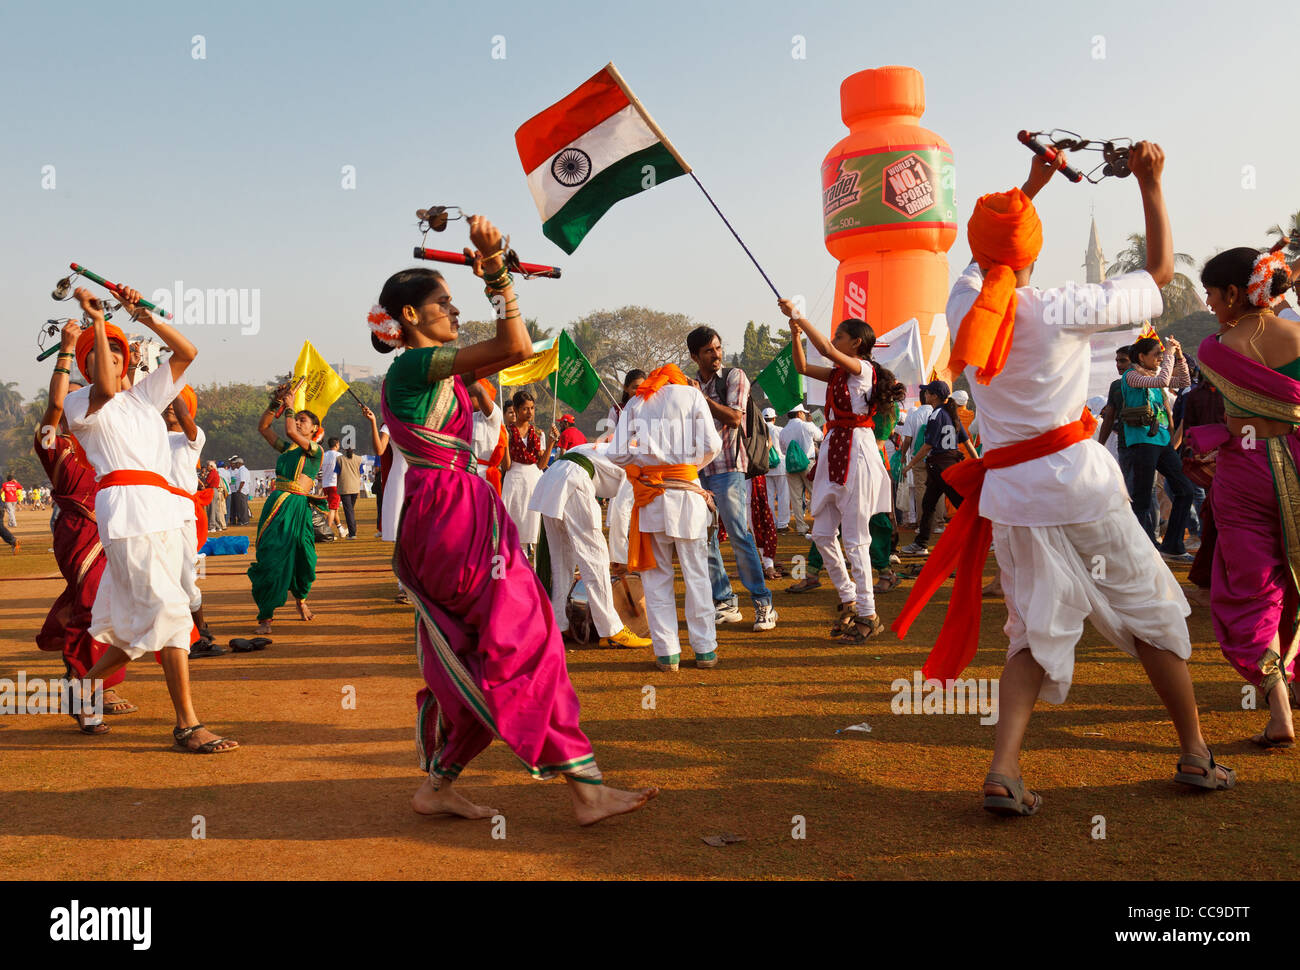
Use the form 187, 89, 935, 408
516, 63, 690, 254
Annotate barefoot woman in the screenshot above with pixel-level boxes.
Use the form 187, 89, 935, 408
370, 215, 656, 825
247, 389, 324, 634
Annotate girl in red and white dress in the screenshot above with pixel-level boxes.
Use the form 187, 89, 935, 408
782, 301, 895, 643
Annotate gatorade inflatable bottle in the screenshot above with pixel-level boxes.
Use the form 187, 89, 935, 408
822, 66, 957, 382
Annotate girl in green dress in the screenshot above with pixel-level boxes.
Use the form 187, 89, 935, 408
248, 388, 325, 634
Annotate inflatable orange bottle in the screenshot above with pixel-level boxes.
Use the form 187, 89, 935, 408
822, 66, 957, 381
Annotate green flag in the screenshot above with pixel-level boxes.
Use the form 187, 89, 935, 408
555, 331, 602, 411
755, 341, 804, 415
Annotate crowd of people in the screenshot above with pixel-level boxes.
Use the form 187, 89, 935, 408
19, 140, 1300, 823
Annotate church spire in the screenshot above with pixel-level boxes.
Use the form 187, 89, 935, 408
1085, 212, 1106, 284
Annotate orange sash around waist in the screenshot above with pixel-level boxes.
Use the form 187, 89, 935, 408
98, 470, 210, 553
891, 408, 1098, 681
625, 463, 701, 571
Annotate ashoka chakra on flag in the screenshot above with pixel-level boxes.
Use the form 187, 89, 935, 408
516, 63, 689, 254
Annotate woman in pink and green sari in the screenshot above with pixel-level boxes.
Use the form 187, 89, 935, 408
370, 215, 656, 825
1195, 245, 1300, 748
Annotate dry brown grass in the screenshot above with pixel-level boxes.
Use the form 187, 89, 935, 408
0, 503, 1294, 879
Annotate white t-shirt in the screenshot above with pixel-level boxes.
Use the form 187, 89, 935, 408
946, 262, 1163, 526
778, 418, 822, 469
321, 448, 340, 488
765, 420, 786, 475
167, 427, 206, 523
64, 364, 185, 540
471, 402, 504, 465
234, 466, 251, 493
899, 403, 934, 455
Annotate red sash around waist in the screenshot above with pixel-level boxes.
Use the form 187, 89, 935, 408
891, 408, 1098, 681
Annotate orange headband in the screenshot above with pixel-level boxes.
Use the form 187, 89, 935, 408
178, 384, 198, 419
634, 364, 690, 400
74, 323, 130, 383
951, 188, 1043, 384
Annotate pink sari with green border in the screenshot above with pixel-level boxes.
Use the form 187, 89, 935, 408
381, 345, 601, 785
1196, 334, 1300, 695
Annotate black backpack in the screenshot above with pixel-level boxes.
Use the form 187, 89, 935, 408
713, 367, 771, 479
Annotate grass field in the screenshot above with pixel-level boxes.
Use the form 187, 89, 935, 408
0, 499, 1295, 880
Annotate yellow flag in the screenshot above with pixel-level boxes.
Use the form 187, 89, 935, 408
291, 341, 349, 418
499, 337, 559, 387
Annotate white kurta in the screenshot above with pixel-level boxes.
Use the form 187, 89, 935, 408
607, 384, 722, 658
502, 428, 546, 545
167, 427, 206, 611
529, 443, 626, 637
471, 402, 504, 480
64, 365, 192, 657
946, 262, 1190, 701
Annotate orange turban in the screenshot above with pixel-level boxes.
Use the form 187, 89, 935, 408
74, 323, 130, 383
178, 384, 198, 419
950, 188, 1043, 384
476, 378, 497, 403
634, 364, 690, 400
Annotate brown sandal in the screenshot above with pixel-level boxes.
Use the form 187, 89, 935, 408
829, 602, 857, 637
836, 614, 884, 643
873, 570, 901, 594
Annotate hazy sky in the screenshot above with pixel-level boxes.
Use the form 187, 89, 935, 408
3, 0, 1297, 399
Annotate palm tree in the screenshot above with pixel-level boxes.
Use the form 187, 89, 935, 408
1267, 210, 1300, 257
0, 381, 23, 423
1107, 233, 1203, 326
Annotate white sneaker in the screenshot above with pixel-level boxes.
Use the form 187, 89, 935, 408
715, 602, 744, 624
900, 542, 929, 556
753, 604, 778, 631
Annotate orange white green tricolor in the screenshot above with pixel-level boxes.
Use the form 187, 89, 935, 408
515, 63, 689, 254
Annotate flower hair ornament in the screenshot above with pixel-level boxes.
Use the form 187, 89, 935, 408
368, 304, 403, 347
1247, 250, 1289, 308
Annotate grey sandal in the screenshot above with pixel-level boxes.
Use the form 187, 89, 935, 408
1174, 749, 1236, 789
982, 771, 1042, 816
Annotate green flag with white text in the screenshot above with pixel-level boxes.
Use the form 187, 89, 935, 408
755, 341, 804, 415
555, 331, 602, 411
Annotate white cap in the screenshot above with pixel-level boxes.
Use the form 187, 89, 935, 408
951, 390, 969, 407
1086, 395, 1107, 415
761, 406, 776, 420
790, 404, 808, 415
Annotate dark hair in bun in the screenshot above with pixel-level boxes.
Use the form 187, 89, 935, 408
373, 268, 446, 355
1201, 247, 1260, 293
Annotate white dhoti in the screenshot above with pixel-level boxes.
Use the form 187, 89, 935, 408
606, 479, 633, 566
638, 533, 715, 658
543, 513, 622, 638
502, 462, 543, 545
90, 530, 193, 660
180, 519, 201, 611
994, 493, 1191, 704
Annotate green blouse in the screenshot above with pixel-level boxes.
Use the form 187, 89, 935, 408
384, 345, 460, 425
273, 439, 322, 483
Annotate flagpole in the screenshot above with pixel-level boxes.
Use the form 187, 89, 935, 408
604, 61, 781, 300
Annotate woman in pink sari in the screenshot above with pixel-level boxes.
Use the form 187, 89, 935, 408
369, 215, 656, 825
1195, 245, 1300, 747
